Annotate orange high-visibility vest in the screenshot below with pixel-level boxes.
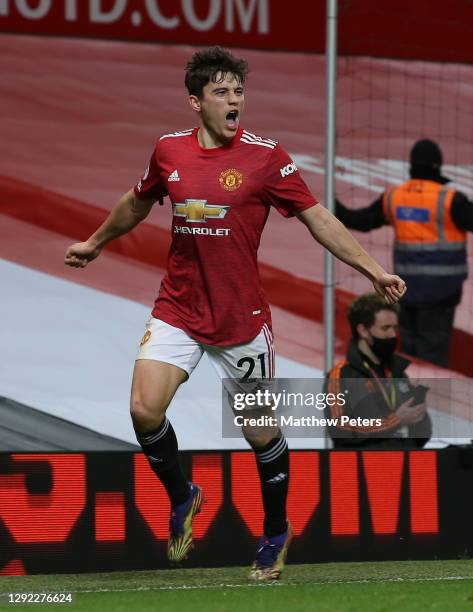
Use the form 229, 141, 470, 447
383, 179, 467, 302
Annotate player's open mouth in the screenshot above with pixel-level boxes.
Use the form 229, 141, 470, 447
225, 110, 239, 130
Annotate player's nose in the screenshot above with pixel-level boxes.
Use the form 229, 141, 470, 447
228, 91, 239, 105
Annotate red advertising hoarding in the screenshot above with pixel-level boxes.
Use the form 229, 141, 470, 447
0, 0, 472, 63
2, 448, 471, 576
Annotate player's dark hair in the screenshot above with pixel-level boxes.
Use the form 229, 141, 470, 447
348, 293, 399, 339
185, 46, 249, 97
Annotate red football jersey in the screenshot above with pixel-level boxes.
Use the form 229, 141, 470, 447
134, 127, 318, 346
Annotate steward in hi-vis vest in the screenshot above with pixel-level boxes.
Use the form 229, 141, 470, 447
335, 139, 473, 367
382, 179, 467, 303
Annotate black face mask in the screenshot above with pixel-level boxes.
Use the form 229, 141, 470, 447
370, 336, 397, 362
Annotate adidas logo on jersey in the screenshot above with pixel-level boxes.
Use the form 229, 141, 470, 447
168, 169, 180, 182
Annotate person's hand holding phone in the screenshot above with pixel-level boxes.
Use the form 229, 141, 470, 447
396, 396, 427, 425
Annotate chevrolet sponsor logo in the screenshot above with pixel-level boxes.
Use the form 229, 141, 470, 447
174, 226, 230, 236
173, 199, 230, 223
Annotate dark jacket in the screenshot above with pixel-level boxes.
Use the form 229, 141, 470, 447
324, 340, 432, 448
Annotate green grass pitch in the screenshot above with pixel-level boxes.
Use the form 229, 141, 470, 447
1, 560, 473, 611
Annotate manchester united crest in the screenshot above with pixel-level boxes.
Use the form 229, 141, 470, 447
219, 168, 243, 191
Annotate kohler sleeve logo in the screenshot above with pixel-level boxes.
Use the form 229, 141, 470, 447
280, 162, 298, 178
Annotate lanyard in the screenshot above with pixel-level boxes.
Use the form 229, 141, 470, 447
363, 362, 397, 411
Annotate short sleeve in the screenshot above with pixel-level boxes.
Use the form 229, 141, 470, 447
263, 145, 318, 217
133, 147, 168, 201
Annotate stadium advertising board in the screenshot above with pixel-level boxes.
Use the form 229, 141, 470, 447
0, 0, 472, 62
0, 448, 471, 576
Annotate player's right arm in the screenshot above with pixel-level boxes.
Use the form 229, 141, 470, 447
64, 189, 155, 268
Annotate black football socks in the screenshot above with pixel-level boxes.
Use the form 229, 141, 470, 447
136, 418, 190, 507
254, 434, 289, 537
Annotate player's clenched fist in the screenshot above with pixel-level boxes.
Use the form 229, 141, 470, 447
64, 241, 101, 268
373, 273, 407, 304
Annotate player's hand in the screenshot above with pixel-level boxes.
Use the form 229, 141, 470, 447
396, 398, 426, 426
64, 240, 101, 268
373, 273, 406, 304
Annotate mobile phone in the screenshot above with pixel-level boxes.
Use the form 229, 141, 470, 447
409, 384, 429, 406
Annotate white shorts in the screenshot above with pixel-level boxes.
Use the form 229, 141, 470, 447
136, 317, 275, 380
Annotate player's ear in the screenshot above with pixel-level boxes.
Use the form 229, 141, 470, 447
189, 95, 201, 113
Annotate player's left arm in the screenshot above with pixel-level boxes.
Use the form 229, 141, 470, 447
296, 204, 406, 304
